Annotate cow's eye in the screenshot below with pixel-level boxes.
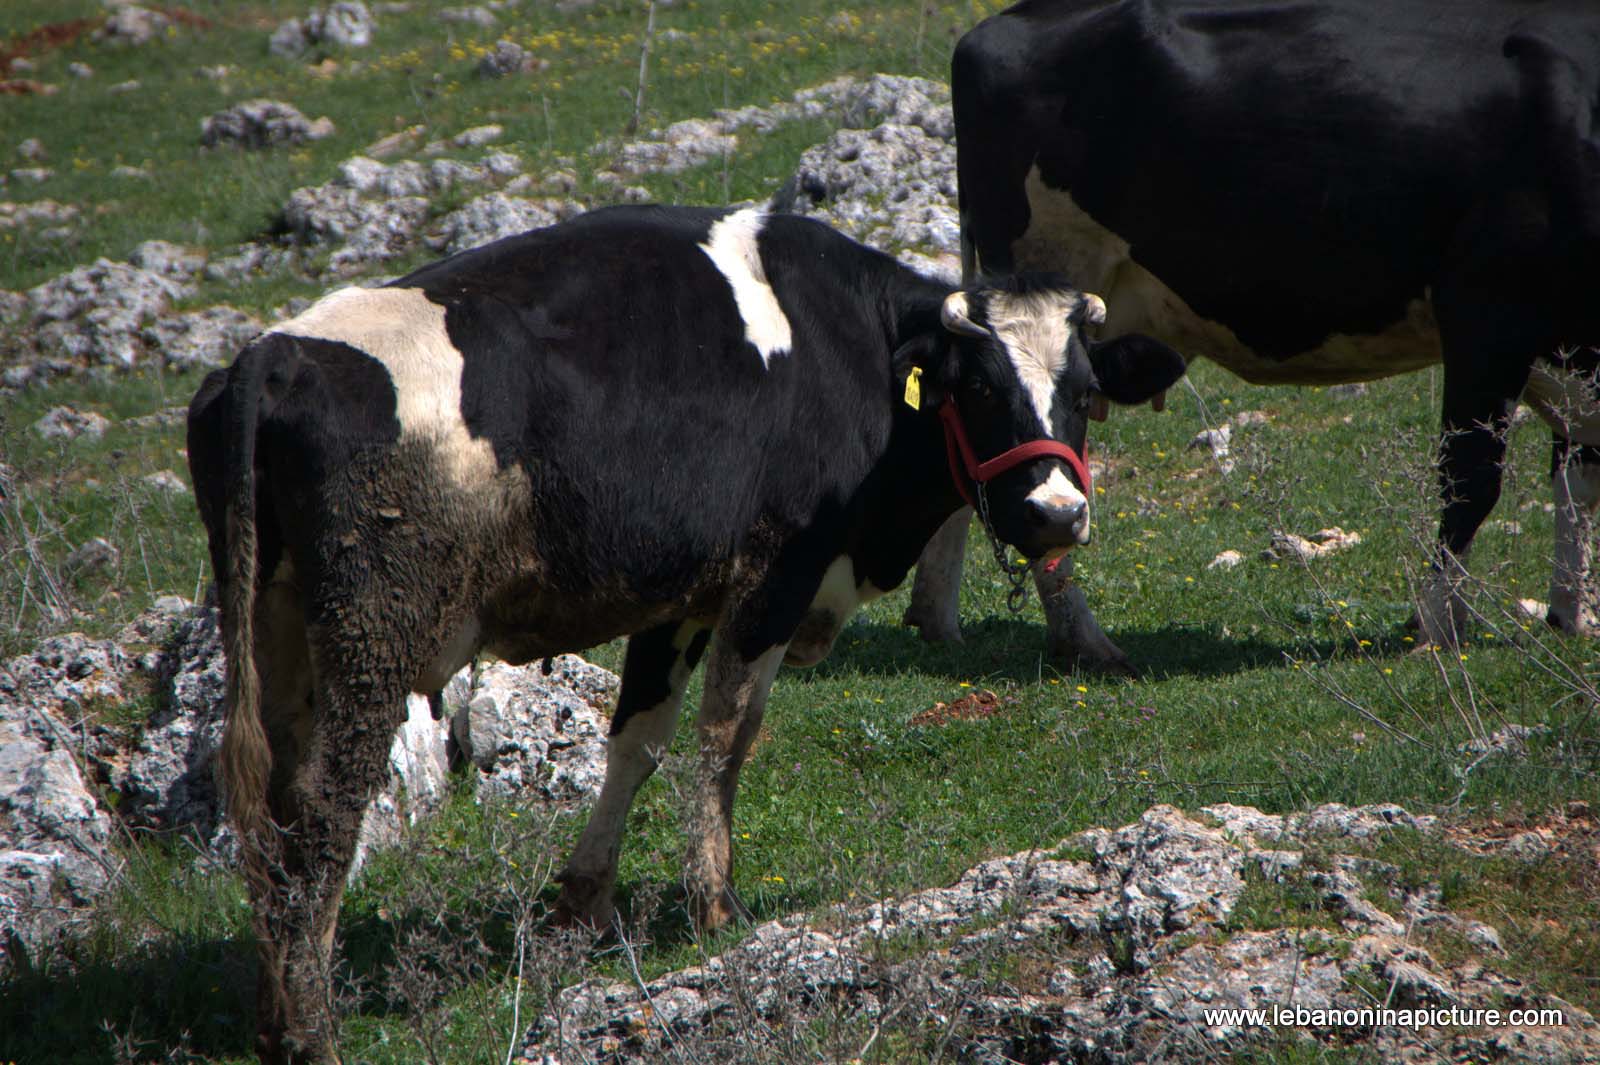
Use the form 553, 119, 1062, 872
1073, 392, 1092, 414
964, 376, 991, 398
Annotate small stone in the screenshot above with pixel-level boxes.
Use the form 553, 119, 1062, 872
95, 5, 170, 46
1207, 550, 1243, 570
477, 40, 535, 78
17, 138, 45, 162
201, 99, 336, 149
64, 537, 120, 574
363, 124, 426, 159
32, 406, 110, 441
107, 80, 142, 94
68, 62, 95, 79
143, 469, 188, 495
440, 5, 497, 26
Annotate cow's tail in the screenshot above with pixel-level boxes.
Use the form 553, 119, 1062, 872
219, 348, 273, 856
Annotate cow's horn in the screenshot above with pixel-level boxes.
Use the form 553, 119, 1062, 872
1080, 293, 1107, 325
941, 292, 989, 338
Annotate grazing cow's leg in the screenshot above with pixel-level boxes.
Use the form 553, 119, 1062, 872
1549, 440, 1600, 634
904, 507, 972, 643
684, 635, 787, 929
907, 518, 1134, 673
556, 620, 710, 927
1416, 330, 1521, 644
1032, 554, 1136, 676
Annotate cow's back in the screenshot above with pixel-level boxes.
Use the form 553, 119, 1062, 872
200, 206, 921, 653
956, 0, 1600, 380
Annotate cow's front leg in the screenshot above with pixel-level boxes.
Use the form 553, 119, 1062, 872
1549, 440, 1600, 634
556, 620, 709, 928
1417, 376, 1514, 645
904, 507, 972, 643
684, 636, 787, 929
1033, 553, 1136, 677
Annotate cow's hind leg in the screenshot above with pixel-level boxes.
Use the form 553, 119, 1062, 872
684, 634, 787, 929
556, 620, 710, 928
240, 566, 319, 1065
1549, 440, 1600, 634
252, 610, 430, 1064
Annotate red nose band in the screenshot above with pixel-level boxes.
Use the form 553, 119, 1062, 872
937, 396, 1093, 510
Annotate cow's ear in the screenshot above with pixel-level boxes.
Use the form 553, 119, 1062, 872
892, 332, 955, 408
1089, 333, 1186, 406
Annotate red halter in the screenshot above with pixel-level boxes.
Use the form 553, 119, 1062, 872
936, 395, 1093, 510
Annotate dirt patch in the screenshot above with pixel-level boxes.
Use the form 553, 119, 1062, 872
0, 79, 58, 96
909, 688, 1016, 727
1, 19, 101, 68
1443, 801, 1600, 863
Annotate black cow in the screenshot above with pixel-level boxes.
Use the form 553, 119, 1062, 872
186, 204, 1183, 1063
909, 0, 1600, 673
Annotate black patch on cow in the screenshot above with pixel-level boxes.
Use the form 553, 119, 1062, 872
954, 0, 1600, 360
610, 622, 684, 737
188, 332, 400, 597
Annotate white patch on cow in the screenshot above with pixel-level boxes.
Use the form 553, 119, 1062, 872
1025, 468, 1090, 544
562, 620, 706, 915
699, 206, 792, 366
1523, 361, 1600, 446
985, 288, 1076, 436
807, 555, 885, 615
272, 286, 498, 483
1549, 461, 1600, 634
1014, 167, 1440, 385
788, 555, 884, 666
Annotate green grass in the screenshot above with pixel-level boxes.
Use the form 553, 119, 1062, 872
3, 1, 1598, 1062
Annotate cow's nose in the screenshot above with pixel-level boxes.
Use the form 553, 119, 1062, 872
1026, 496, 1087, 531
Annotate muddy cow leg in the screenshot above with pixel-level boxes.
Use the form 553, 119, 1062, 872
904, 507, 972, 643
1548, 439, 1600, 634
248, 617, 425, 1065
237, 564, 317, 1065
683, 633, 787, 929
1032, 553, 1136, 676
556, 620, 710, 927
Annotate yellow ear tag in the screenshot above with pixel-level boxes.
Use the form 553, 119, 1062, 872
903, 366, 923, 410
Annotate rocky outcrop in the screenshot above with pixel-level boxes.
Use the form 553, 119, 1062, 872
523, 803, 1598, 1064
201, 100, 336, 150
0, 603, 620, 962
447, 657, 615, 802
269, 2, 376, 58
24, 258, 189, 371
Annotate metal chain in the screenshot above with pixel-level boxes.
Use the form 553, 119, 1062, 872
976, 481, 1033, 614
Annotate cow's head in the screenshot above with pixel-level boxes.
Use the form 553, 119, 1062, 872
897, 275, 1186, 559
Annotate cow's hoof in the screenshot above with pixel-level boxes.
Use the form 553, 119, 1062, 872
902, 603, 964, 644
1048, 639, 1138, 678
688, 882, 752, 932
551, 869, 616, 931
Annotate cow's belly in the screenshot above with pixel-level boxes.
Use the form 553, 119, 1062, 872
786, 555, 886, 667
1007, 169, 1442, 386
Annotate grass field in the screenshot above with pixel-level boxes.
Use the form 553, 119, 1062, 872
2, 2, 1597, 1062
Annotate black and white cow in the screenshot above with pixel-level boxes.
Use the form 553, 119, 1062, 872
909, 0, 1600, 673
186, 204, 1183, 1063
